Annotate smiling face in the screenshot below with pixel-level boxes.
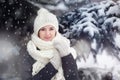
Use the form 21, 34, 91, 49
38, 25, 56, 41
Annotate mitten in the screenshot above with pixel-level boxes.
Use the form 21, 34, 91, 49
53, 34, 71, 57
50, 50, 62, 70
32, 61, 46, 76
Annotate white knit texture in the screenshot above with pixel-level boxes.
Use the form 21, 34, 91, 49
34, 8, 59, 35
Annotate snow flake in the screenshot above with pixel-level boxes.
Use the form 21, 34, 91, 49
46, 71, 49, 73
5, 21, 8, 24
50, 72, 53, 75
19, 3, 23, 6
65, 62, 69, 64
68, 69, 72, 72
66, 74, 69, 77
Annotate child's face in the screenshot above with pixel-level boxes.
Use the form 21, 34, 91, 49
38, 25, 56, 41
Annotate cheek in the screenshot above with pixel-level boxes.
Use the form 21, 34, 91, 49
52, 31, 56, 37
38, 31, 44, 38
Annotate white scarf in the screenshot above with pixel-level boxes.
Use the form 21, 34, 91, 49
27, 33, 65, 80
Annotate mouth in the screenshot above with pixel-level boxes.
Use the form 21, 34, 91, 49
44, 37, 52, 41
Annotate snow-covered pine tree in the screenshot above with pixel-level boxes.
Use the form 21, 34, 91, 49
59, 0, 120, 80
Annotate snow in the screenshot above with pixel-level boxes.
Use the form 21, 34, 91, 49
48, 2, 68, 10
77, 48, 120, 79
0, 0, 120, 80
83, 22, 99, 37
64, 0, 83, 4
91, 39, 97, 50
0, 39, 20, 62
106, 5, 120, 15
60, 0, 120, 79
114, 33, 120, 48
96, 49, 120, 69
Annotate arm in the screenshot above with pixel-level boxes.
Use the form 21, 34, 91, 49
61, 54, 79, 80
32, 49, 61, 80
27, 41, 59, 80
32, 62, 58, 80
53, 33, 80, 80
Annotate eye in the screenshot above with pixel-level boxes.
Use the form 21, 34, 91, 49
50, 27, 55, 31
40, 28, 45, 31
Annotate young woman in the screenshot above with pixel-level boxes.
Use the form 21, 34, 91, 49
27, 8, 79, 80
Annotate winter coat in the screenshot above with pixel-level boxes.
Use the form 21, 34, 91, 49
19, 50, 79, 80
26, 33, 80, 80
19, 47, 79, 80
30, 53, 79, 80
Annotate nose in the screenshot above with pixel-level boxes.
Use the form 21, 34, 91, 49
45, 30, 50, 36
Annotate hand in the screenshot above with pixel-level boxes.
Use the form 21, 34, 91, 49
53, 34, 71, 57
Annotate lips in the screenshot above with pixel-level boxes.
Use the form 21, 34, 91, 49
44, 37, 52, 41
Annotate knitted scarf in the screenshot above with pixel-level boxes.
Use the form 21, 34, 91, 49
27, 33, 65, 80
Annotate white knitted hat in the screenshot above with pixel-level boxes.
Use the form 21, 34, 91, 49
33, 8, 59, 35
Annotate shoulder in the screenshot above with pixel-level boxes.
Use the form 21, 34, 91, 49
27, 40, 36, 52
27, 40, 34, 47
69, 47, 77, 59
